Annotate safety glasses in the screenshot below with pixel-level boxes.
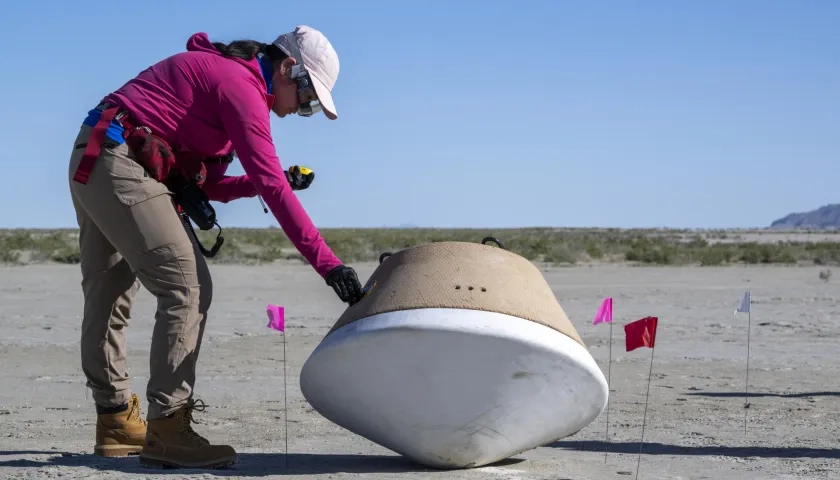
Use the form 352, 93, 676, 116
289, 64, 322, 117
282, 33, 323, 117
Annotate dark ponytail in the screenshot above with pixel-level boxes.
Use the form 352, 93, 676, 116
212, 39, 289, 63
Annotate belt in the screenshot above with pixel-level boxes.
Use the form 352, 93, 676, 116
73, 104, 125, 185
73, 103, 234, 185
89, 103, 231, 165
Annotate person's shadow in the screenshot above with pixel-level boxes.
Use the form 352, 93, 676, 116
0, 450, 525, 476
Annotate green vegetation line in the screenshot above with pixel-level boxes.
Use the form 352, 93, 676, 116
1, 228, 839, 266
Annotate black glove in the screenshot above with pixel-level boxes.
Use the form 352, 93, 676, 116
325, 265, 363, 306
285, 166, 315, 191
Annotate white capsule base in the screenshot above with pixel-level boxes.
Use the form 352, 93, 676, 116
300, 307, 608, 468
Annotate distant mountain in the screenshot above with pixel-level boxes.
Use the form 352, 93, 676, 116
769, 204, 840, 230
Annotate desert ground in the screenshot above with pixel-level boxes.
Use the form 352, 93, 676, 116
1, 262, 839, 480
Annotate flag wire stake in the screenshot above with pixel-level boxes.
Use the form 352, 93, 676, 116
283, 330, 289, 471
604, 319, 613, 463
636, 343, 655, 480
743, 303, 751, 434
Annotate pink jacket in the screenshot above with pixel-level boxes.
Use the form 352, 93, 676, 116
102, 32, 342, 278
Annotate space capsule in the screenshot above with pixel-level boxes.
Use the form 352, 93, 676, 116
300, 238, 608, 468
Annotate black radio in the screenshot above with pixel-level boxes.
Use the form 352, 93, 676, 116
172, 182, 224, 258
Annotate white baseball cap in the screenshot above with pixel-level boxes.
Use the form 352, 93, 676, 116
272, 25, 339, 120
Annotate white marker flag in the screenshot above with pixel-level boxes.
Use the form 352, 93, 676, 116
735, 289, 753, 434
735, 290, 750, 314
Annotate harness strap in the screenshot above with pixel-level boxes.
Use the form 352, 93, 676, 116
73, 106, 119, 184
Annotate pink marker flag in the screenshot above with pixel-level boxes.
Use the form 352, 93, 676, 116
266, 303, 289, 468
593, 297, 613, 325
595, 296, 616, 462
266, 304, 285, 332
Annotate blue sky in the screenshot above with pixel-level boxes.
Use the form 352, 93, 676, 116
1, 0, 837, 229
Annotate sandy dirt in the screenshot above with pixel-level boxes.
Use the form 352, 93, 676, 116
1, 262, 839, 479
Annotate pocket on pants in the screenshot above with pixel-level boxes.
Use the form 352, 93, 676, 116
114, 175, 171, 207
117, 183, 195, 270
103, 142, 163, 204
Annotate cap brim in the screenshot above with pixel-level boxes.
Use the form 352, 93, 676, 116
309, 72, 337, 120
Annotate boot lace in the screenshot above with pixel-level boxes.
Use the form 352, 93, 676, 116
180, 398, 211, 446
128, 394, 147, 427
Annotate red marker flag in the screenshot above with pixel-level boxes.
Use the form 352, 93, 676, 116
624, 316, 658, 352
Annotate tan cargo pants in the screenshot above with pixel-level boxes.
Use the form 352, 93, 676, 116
68, 124, 212, 420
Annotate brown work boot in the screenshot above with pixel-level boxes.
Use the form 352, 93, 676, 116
94, 393, 147, 457
139, 398, 237, 469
